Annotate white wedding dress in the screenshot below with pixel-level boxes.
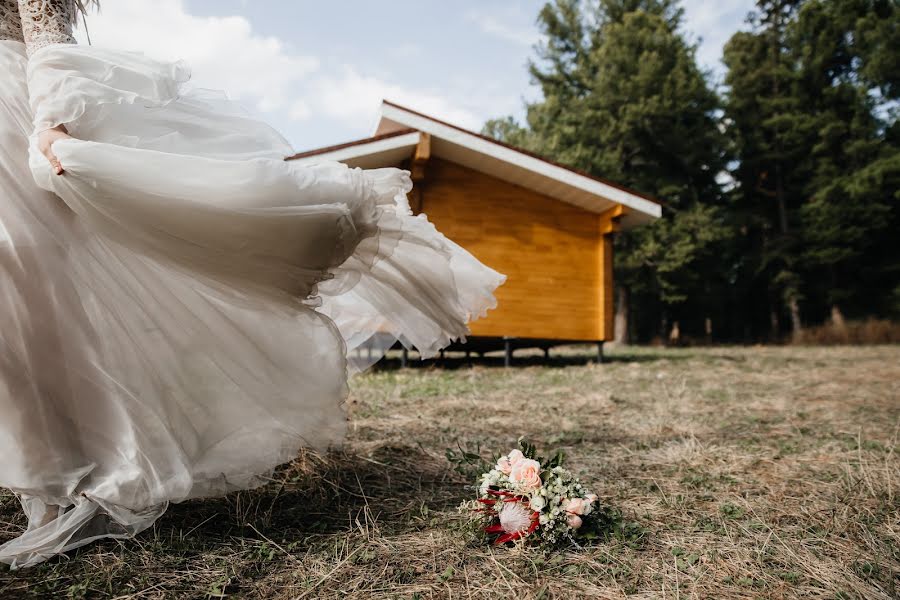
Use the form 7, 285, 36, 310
0, 0, 504, 568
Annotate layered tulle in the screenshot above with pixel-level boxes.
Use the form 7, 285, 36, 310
0, 41, 503, 568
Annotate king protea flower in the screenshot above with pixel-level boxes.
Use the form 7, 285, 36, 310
483, 497, 539, 545
499, 501, 533, 533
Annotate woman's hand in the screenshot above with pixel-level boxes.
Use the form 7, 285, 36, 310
38, 125, 72, 175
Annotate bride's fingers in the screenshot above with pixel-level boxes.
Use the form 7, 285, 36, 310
39, 143, 64, 175
49, 154, 63, 175
37, 127, 69, 175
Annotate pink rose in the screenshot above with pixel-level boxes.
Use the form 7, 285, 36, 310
565, 498, 586, 515
566, 513, 583, 529
495, 449, 525, 475
509, 458, 542, 491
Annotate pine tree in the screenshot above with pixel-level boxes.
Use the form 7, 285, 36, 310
724, 0, 808, 341
725, 0, 900, 336
791, 0, 900, 325
484, 0, 728, 343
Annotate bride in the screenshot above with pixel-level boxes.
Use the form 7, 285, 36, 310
0, 0, 503, 568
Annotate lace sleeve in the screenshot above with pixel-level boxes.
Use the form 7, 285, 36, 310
17, 0, 77, 56
0, 0, 24, 43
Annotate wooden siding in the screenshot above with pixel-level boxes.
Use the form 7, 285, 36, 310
416, 158, 610, 341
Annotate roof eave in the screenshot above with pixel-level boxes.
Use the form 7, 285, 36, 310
287, 101, 663, 224
377, 102, 661, 221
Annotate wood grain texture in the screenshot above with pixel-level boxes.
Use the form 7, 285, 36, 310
415, 158, 610, 341
411, 133, 430, 182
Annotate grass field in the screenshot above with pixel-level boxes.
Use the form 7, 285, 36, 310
1, 345, 898, 599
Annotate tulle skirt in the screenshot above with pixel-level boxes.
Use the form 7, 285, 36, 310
0, 41, 504, 568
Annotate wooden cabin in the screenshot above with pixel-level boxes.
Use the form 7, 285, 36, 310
288, 101, 660, 362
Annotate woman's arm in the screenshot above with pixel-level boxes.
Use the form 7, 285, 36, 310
17, 0, 77, 173
17, 0, 76, 56
1, 0, 25, 43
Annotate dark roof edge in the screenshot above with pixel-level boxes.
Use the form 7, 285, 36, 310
285, 127, 418, 161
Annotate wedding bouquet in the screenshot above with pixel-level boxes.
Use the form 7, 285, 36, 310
462, 441, 600, 548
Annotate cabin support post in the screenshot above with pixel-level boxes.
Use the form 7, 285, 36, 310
597, 341, 605, 364
504, 337, 513, 368
401, 347, 409, 368
409, 133, 431, 215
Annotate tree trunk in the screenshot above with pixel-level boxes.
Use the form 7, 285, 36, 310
668, 321, 681, 346
830, 304, 846, 330
614, 285, 629, 345
788, 296, 802, 343
829, 268, 846, 331
770, 4, 804, 344
770, 306, 780, 341
659, 309, 669, 346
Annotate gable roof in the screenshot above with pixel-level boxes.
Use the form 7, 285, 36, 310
287, 100, 662, 227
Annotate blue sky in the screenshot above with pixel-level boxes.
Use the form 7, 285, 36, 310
79, 0, 753, 152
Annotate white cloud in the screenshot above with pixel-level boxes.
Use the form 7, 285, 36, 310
70, 1, 546, 149
465, 9, 540, 47
74, 0, 488, 145
76, 0, 318, 114
680, 0, 754, 75
310, 66, 484, 133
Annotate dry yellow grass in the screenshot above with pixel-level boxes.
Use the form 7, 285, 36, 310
1, 345, 898, 598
